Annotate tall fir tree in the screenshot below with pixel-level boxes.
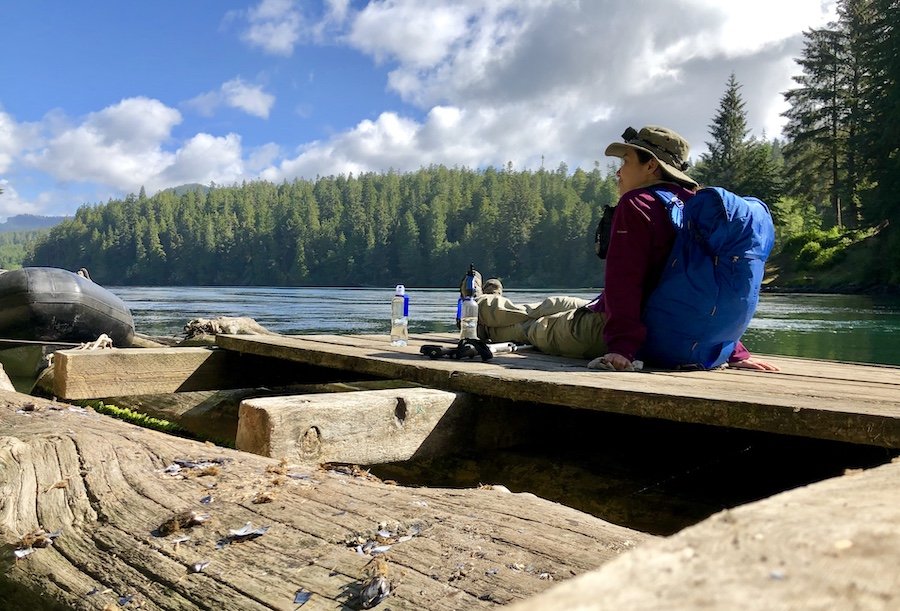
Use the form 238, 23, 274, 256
836, 0, 874, 226
697, 73, 748, 188
781, 1, 874, 228
856, 0, 900, 283
859, 0, 900, 225
693, 73, 783, 205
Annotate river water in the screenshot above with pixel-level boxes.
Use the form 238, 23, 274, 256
110, 287, 900, 366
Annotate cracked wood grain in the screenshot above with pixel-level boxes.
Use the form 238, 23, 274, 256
0, 390, 650, 610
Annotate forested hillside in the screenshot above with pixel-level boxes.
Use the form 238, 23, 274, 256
27, 166, 618, 287
0, 215, 64, 270
0, 230, 49, 270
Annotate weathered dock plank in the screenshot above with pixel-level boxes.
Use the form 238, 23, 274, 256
0, 390, 650, 609
215, 333, 900, 448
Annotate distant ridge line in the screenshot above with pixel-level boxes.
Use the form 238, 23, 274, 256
0, 214, 69, 232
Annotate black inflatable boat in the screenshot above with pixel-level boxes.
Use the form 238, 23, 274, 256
0, 267, 135, 347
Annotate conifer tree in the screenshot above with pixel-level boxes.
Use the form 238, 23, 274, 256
697, 74, 748, 187
781, 2, 873, 228
859, 0, 900, 225
694, 74, 783, 204
836, 0, 874, 226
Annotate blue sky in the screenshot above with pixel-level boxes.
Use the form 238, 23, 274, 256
0, 0, 837, 220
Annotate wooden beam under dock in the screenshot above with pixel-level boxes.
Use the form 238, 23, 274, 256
237, 387, 472, 463
47, 346, 377, 400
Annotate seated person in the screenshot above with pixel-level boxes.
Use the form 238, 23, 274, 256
477, 124, 777, 372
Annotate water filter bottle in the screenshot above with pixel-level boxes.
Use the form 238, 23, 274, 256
390, 284, 409, 346
459, 296, 479, 340
458, 263, 479, 340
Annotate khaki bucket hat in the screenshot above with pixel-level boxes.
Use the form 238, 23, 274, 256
605, 125, 699, 189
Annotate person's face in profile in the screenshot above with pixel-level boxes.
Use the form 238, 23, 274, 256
616, 149, 658, 196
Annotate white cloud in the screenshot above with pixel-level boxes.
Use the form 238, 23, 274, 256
0, 180, 40, 219
0, 109, 41, 173
186, 78, 275, 119
87, 97, 180, 148
285, 0, 838, 174
184, 92, 220, 118
0, 112, 22, 172
324, 0, 351, 24
686, 0, 837, 56
235, 0, 354, 53
346, 0, 835, 113
26, 98, 181, 190
21, 97, 250, 196
240, 0, 303, 56
158, 133, 245, 189
222, 79, 276, 118
246, 142, 282, 173
347, 1, 474, 67
262, 104, 530, 181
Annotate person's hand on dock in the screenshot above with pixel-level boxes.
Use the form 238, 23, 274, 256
588, 352, 635, 371
727, 357, 780, 372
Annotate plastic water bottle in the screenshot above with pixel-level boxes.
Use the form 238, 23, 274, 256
459, 296, 479, 340
390, 284, 409, 346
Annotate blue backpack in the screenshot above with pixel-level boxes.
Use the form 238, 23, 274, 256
639, 187, 775, 369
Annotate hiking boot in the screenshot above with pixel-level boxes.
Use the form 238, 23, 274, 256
484, 277, 503, 296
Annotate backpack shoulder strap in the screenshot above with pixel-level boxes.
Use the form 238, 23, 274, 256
649, 187, 684, 230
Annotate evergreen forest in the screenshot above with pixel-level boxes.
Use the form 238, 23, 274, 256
26, 167, 619, 288
0, 230, 49, 270
20, 0, 900, 291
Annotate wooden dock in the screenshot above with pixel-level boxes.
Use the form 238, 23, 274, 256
214, 332, 900, 449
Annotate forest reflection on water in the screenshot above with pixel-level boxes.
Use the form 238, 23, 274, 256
111, 286, 900, 366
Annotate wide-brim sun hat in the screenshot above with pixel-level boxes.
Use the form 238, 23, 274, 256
605, 125, 699, 189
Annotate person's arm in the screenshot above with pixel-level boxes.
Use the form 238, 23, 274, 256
727, 340, 779, 371
728, 340, 751, 362
599, 194, 656, 364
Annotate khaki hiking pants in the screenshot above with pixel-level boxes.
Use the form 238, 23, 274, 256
476, 294, 607, 359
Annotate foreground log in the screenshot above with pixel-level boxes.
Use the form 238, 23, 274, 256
507, 458, 900, 611
0, 390, 650, 610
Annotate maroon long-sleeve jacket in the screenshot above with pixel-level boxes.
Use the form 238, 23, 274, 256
588, 183, 750, 364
